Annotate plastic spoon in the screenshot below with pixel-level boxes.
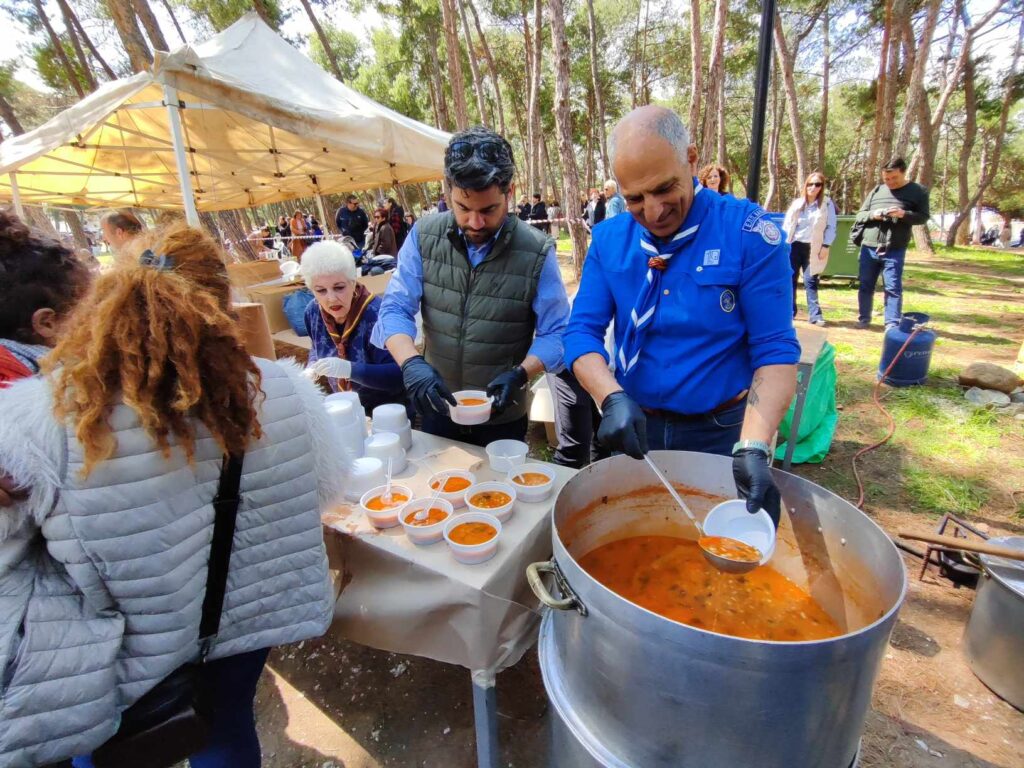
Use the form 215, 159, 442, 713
415, 477, 447, 522
643, 455, 761, 574
382, 458, 393, 504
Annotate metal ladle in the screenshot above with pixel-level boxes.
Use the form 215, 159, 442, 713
643, 455, 761, 574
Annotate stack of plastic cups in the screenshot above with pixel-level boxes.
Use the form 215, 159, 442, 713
326, 391, 368, 439
324, 399, 364, 459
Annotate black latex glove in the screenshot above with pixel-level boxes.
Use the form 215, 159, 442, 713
596, 391, 648, 460
486, 366, 528, 414
401, 355, 457, 415
732, 448, 782, 529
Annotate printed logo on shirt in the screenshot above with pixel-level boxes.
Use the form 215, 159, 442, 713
703, 249, 720, 266
720, 289, 736, 313
742, 209, 766, 232
757, 219, 782, 245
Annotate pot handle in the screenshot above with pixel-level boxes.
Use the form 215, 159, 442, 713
527, 560, 587, 616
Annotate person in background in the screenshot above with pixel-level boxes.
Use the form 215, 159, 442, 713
782, 171, 836, 327
277, 214, 291, 242
303, 240, 405, 410
366, 207, 398, 257
260, 222, 274, 250
373, 126, 570, 447
335, 195, 370, 248
289, 209, 308, 260
587, 189, 606, 229
437, 193, 448, 213
385, 197, 408, 249
604, 179, 626, 219
853, 157, 930, 329
405, 211, 417, 231
549, 199, 562, 239
563, 105, 798, 527
530, 193, 550, 233
0, 210, 93, 388
698, 163, 730, 195
999, 218, 1012, 249
0, 222, 344, 767
99, 209, 145, 255
307, 213, 324, 243
518, 195, 532, 221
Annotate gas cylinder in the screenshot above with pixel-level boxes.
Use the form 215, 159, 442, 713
879, 311, 936, 386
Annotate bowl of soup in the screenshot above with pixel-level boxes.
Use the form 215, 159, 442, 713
359, 484, 413, 529
427, 469, 477, 508
464, 481, 516, 522
399, 497, 454, 545
449, 390, 493, 425
508, 463, 556, 503
444, 512, 502, 564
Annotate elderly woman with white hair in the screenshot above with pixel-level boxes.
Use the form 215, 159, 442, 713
303, 240, 406, 410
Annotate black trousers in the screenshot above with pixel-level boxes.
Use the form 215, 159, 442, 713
546, 369, 609, 469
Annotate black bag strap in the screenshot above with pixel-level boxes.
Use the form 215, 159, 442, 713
198, 453, 244, 661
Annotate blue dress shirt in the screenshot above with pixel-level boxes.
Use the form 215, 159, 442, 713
371, 218, 570, 373
563, 189, 800, 415
605, 193, 627, 219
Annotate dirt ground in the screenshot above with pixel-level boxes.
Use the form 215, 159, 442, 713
258, 246, 1024, 767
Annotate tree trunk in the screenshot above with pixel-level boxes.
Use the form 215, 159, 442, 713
160, 0, 188, 44
63, 210, 91, 251
33, 0, 85, 97
687, 0, 703, 141
764, 61, 782, 210
585, 0, 609, 178
543, 135, 561, 206
250, 0, 277, 28
440, 0, 470, 130
817, 5, 829, 171
426, 42, 453, 132
105, 0, 153, 72
298, 0, 343, 80
894, 0, 940, 159
0, 93, 25, 135
132, 0, 169, 52
466, 0, 507, 137
947, 57, 977, 246
548, 0, 587, 279
877, 0, 905, 167
699, 0, 728, 165
530, 0, 544, 195
56, 0, 98, 92
864, 0, 893, 195
773, 9, 808, 184
66, 2, 117, 79
716, 73, 726, 165
458, 0, 489, 125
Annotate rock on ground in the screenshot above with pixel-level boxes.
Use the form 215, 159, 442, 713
958, 362, 1022, 394
964, 387, 1011, 407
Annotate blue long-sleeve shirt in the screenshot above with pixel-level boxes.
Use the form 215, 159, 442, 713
563, 189, 800, 415
371, 220, 569, 372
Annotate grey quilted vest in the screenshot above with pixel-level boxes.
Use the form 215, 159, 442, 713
418, 212, 551, 424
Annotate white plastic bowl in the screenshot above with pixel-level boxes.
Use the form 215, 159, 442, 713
280, 259, 300, 278
399, 497, 454, 545
702, 499, 777, 566
364, 432, 406, 473
426, 469, 477, 509
507, 463, 556, 503
373, 422, 412, 451
485, 439, 528, 472
464, 481, 517, 522
444, 512, 502, 565
372, 403, 409, 431
449, 390, 493, 425
359, 483, 413, 529
345, 457, 385, 501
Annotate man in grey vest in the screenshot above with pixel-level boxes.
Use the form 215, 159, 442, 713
371, 127, 570, 447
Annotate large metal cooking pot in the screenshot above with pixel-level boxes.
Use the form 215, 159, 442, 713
528, 452, 907, 768
963, 536, 1024, 711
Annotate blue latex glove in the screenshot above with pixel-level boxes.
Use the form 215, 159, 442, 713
401, 355, 456, 415
486, 366, 528, 414
732, 448, 782, 528
597, 391, 648, 460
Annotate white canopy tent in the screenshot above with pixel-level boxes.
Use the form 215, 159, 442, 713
0, 13, 450, 224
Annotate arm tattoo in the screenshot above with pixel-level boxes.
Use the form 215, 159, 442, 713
748, 373, 763, 407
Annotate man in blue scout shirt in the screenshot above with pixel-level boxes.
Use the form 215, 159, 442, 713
563, 106, 800, 525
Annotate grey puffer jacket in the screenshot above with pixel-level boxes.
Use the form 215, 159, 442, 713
0, 358, 349, 767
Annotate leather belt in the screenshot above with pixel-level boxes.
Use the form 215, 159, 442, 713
641, 390, 748, 422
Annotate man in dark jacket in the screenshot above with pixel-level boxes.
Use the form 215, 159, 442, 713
517, 195, 532, 221
529, 193, 549, 233
854, 157, 930, 329
335, 195, 369, 248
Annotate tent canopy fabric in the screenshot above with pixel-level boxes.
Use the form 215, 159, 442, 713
0, 13, 451, 211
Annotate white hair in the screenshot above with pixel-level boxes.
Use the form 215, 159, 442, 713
301, 240, 357, 288
603, 179, 618, 193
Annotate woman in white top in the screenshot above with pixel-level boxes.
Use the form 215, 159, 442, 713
783, 171, 837, 326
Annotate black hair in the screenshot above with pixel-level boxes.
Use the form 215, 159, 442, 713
0, 209, 91, 343
444, 126, 515, 194
532, 193, 541, 200
101, 209, 144, 234
883, 157, 907, 172
346, 194, 358, 203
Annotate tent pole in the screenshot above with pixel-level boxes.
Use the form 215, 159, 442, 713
314, 193, 328, 229
8, 173, 25, 219
162, 84, 200, 226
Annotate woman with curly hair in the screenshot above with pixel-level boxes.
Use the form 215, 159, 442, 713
0, 223, 347, 767
698, 163, 730, 195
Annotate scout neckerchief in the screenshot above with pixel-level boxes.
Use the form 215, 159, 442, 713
320, 282, 373, 390
617, 184, 704, 376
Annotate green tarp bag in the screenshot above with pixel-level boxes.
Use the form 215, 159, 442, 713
773, 341, 838, 465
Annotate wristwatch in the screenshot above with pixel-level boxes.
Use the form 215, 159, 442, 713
732, 439, 771, 456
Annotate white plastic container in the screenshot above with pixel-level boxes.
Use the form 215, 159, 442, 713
325, 399, 364, 459
702, 499, 777, 566
507, 463, 556, 503
346, 457, 385, 502
373, 422, 412, 451
464, 481, 516, 523
444, 512, 502, 565
359, 483, 413, 529
426, 469, 477, 509
485, 439, 528, 472
326, 391, 367, 438
372, 403, 409, 432
449, 390, 493, 425
399, 497, 454, 545
364, 432, 406, 473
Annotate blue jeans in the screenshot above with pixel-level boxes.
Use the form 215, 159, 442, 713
789, 241, 823, 322
644, 398, 745, 456
858, 246, 905, 327
74, 647, 270, 768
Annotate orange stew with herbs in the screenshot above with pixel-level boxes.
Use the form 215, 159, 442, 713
699, 536, 761, 563
470, 491, 512, 509
404, 507, 448, 526
365, 492, 408, 511
431, 476, 472, 493
512, 472, 549, 487
578, 536, 841, 641
449, 522, 497, 546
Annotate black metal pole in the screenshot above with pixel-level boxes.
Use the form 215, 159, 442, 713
746, 0, 777, 203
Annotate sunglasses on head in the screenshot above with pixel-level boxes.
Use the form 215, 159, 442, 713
446, 139, 512, 165
807, 182, 823, 188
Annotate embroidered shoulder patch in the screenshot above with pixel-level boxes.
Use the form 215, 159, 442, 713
757, 219, 782, 245
741, 208, 768, 232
